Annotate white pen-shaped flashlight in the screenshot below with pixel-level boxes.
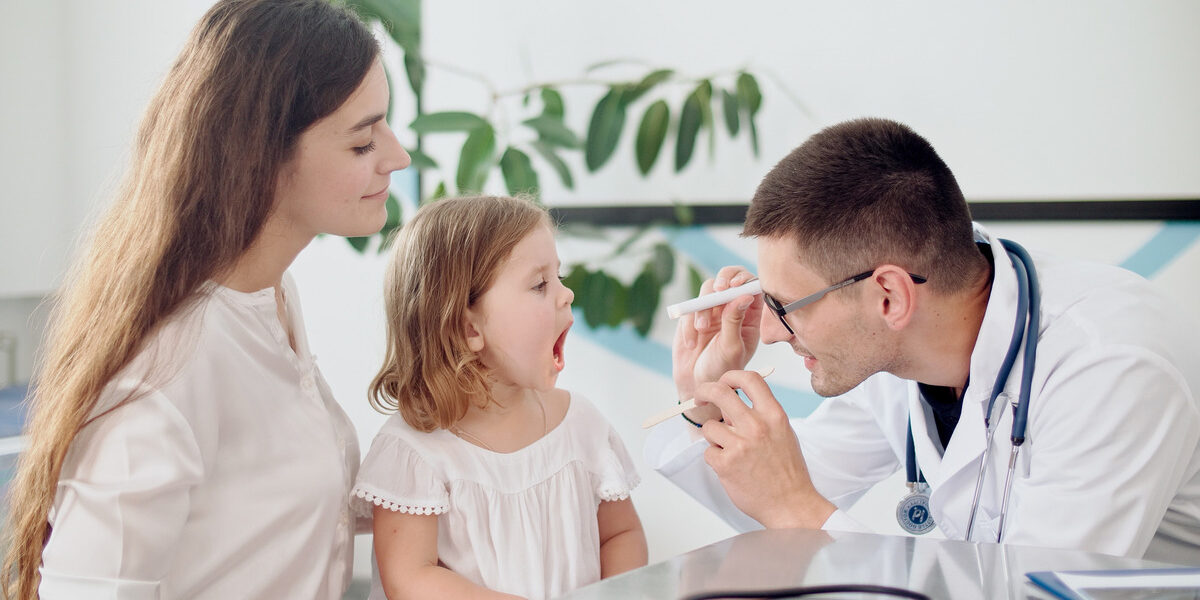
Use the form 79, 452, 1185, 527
665, 279, 762, 319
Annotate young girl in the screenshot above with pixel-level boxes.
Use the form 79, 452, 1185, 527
3, 1, 409, 598
353, 195, 648, 600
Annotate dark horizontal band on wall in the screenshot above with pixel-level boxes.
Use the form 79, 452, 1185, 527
549, 199, 1200, 227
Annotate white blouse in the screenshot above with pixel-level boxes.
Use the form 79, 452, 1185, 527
41, 274, 360, 599
353, 393, 639, 600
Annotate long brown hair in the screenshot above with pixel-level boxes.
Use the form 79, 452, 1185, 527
2, 1, 378, 597
370, 196, 550, 432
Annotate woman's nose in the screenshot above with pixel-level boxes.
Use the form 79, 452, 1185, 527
380, 126, 411, 174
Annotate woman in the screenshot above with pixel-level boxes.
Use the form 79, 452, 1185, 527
2, 1, 409, 598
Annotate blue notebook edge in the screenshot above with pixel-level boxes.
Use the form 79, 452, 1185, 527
1027, 571, 1078, 600
1027, 568, 1200, 600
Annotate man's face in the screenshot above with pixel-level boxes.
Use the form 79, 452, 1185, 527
756, 235, 893, 397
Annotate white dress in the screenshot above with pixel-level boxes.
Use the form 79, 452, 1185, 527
352, 392, 640, 600
41, 274, 361, 599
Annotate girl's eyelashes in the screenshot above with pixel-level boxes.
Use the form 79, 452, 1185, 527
353, 140, 377, 155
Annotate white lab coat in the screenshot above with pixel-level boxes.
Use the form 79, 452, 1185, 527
646, 224, 1200, 566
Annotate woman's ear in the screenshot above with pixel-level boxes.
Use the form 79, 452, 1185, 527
464, 310, 485, 353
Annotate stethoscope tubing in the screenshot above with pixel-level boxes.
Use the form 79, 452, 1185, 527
908, 239, 1040, 543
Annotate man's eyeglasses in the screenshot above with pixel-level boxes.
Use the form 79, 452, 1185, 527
762, 269, 928, 335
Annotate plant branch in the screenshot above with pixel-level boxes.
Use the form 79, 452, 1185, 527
758, 66, 816, 120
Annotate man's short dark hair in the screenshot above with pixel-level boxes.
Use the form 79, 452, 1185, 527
744, 118, 986, 294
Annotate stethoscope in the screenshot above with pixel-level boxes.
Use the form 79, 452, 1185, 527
898, 239, 1041, 544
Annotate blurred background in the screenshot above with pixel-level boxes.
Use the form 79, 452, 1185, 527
2, 0, 1198, 594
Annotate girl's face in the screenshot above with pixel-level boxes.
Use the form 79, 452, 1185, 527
467, 224, 575, 393
273, 58, 410, 242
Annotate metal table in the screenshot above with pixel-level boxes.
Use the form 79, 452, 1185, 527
559, 528, 1177, 599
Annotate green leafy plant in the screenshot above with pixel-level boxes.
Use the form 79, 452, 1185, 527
340, 0, 767, 335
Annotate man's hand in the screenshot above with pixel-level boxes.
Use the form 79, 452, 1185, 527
672, 267, 763, 423
695, 369, 836, 529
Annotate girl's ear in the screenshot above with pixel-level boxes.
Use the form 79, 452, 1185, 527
465, 309, 485, 353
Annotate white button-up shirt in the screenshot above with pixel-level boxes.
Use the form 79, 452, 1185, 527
41, 273, 360, 599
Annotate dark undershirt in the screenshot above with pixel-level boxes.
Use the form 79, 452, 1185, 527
917, 383, 965, 449
915, 242, 996, 451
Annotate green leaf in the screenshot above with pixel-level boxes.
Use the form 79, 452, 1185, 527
410, 111, 489, 135
628, 268, 661, 336
580, 270, 609, 328
721, 89, 740, 136
541, 87, 564, 119
603, 273, 628, 327
737, 72, 763, 115
378, 192, 402, 253
688, 263, 707, 296
344, 0, 420, 54
346, 235, 371, 253
406, 148, 438, 170
561, 264, 589, 295
672, 201, 695, 226
578, 270, 628, 329
585, 87, 627, 172
624, 69, 674, 104
635, 100, 669, 175
385, 192, 402, 228
530, 141, 575, 190
675, 90, 703, 172
650, 242, 675, 285
695, 80, 715, 157
456, 124, 495, 194
522, 114, 581, 148
499, 147, 540, 198
429, 181, 448, 203
403, 50, 425, 96
584, 58, 640, 73
748, 114, 760, 156
382, 66, 396, 125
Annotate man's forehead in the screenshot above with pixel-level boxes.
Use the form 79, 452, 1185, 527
757, 235, 821, 290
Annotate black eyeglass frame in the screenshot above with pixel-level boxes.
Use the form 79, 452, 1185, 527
762, 269, 928, 335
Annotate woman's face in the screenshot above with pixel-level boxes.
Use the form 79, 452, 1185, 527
273, 58, 410, 241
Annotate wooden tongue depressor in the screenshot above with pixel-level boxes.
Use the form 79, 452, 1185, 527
641, 367, 776, 429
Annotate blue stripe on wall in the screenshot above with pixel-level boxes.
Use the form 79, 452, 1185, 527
1120, 222, 1200, 279
664, 227, 752, 274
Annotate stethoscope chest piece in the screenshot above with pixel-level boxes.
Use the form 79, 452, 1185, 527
896, 481, 936, 534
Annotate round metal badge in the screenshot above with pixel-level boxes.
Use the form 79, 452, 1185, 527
896, 491, 936, 535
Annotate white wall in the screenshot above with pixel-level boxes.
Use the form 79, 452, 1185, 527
416, 0, 1200, 203
2, 0, 1199, 581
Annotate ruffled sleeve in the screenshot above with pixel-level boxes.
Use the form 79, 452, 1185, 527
351, 428, 450, 519
592, 422, 642, 502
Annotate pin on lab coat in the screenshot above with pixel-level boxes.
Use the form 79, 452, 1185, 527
646, 224, 1200, 566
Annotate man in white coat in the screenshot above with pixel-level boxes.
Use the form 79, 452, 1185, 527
647, 117, 1200, 565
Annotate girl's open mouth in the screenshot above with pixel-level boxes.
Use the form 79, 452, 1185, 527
553, 323, 571, 371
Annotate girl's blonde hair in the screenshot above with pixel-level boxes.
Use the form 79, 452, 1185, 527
2, 1, 378, 597
370, 195, 550, 432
